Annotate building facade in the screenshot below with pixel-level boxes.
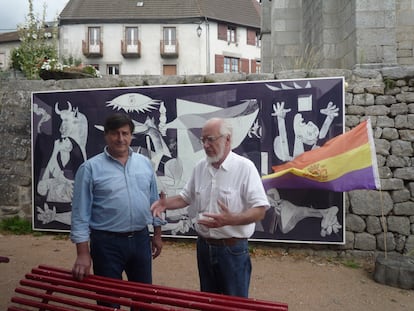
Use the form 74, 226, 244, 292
0, 32, 20, 71
58, 0, 261, 76
261, 0, 414, 72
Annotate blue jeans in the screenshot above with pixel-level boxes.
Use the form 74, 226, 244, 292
90, 228, 152, 309
196, 237, 251, 297
90, 228, 152, 283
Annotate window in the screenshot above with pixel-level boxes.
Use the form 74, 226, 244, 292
224, 56, 239, 73
162, 27, 177, 54
107, 64, 119, 75
88, 27, 100, 46
88, 27, 101, 53
255, 60, 261, 73
125, 27, 138, 46
227, 26, 236, 43
255, 31, 261, 47
163, 27, 176, 45
218, 24, 237, 43
163, 65, 177, 75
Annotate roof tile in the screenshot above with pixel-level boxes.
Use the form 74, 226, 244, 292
60, 0, 260, 28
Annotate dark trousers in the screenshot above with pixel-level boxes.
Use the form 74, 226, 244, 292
196, 237, 251, 297
90, 228, 152, 308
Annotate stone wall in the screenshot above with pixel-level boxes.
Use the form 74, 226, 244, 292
0, 68, 413, 256
261, 0, 414, 71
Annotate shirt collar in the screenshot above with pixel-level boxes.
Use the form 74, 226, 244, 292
210, 151, 234, 171
103, 146, 133, 161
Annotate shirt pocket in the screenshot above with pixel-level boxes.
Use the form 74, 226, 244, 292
130, 172, 151, 192
217, 187, 240, 212
195, 184, 210, 213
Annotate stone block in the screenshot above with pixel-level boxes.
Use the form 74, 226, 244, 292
354, 232, 376, 250
394, 167, 414, 180
394, 201, 414, 216
375, 95, 397, 105
399, 129, 414, 141
346, 214, 366, 232
386, 155, 410, 168
365, 105, 390, 116
405, 235, 414, 255
366, 216, 383, 234
391, 189, 411, 203
380, 178, 405, 190
388, 216, 411, 235
350, 190, 393, 216
381, 127, 399, 140
376, 232, 396, 251
373, 138, 390, 155
376, 116, 394, 127
374, 253, 414, 289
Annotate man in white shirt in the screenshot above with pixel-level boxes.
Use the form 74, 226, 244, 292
151, 117, 269, 297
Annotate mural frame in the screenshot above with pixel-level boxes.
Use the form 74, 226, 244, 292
32, 77, 345, 244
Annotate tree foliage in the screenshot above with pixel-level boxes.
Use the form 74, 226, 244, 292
11, 0, 58, 79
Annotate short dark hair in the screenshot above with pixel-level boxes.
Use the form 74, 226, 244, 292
104, 113, 134, 133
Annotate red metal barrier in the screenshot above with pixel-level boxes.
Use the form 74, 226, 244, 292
7, 265, 288, 310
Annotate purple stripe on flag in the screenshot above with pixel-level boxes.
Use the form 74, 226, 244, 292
262, 166, 378, 192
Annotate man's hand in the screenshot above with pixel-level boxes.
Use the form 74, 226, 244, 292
151, 191, 167, 218
198, 200, 232, 228
72, 254, 91, 281
152, 234, 163, 259
72, 242, 91, 281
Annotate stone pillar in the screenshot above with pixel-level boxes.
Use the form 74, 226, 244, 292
354, 0, 398, 67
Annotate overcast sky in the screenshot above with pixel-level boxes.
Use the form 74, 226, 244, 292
0, 0, 69, 33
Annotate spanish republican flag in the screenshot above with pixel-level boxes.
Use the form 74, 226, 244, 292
262, 119, 381, 192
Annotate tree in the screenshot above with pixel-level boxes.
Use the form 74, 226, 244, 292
10, 0, 58, 79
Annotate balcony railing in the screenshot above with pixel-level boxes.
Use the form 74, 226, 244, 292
82, 40, 103, 58
160, 40, 179, 58
121, 40, 141, 58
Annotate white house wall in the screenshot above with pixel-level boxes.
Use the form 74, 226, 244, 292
0, 41, 20, 70
59, 21, 260, 75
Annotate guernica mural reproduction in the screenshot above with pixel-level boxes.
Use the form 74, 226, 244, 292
32, 77, 345, 244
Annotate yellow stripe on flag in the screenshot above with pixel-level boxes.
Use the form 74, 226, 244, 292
263, 143, 372, 182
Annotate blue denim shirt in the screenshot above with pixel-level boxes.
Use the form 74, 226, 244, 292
70, 147, 163, 243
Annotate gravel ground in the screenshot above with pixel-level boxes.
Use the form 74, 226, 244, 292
0, 234, 413, 311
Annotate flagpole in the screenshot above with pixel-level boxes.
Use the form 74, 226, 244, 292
380, 190, 387, 259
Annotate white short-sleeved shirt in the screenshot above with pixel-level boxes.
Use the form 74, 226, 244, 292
180, 151, 269, 239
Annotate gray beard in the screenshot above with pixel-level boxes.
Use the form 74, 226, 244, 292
206, 148, 225, 164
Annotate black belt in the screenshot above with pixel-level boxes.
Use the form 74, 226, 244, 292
91, 229, 145, 238
200, 236, 247, 246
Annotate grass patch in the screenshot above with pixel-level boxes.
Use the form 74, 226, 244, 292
341, 259, 362, 269
0, 216, 70, 240
0, 216, 33, 235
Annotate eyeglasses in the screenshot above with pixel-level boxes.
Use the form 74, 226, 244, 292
199, 135, 223, 144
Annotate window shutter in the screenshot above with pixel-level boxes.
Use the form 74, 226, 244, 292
251, 60, 257, 73
215, 54, 224, 73
217, 24, 227, 41
247, 29, 256, 45
241, 58, 249, 73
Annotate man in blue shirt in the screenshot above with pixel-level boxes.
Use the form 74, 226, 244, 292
70, 113, 163, 303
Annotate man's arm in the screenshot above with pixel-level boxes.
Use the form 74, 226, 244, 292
151, 195, 189, 218
152, 225, 163, 258
199, 201, 266, 228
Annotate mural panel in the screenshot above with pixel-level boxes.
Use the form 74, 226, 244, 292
32, 77, 345, 244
